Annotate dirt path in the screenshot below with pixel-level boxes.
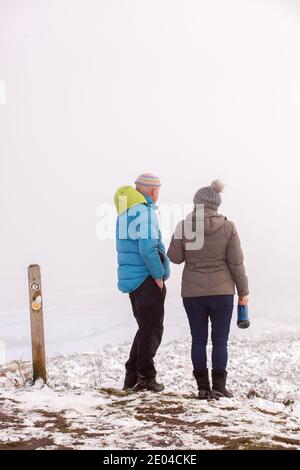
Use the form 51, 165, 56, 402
0, 387, 299, 450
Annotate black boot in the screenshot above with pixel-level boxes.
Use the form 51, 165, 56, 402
133, 374, 164, 392
122, 371, 138, 390
193, 369, 212, 400
211, 370, 233, 398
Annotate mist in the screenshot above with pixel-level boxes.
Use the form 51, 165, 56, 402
0, 0, 299, 361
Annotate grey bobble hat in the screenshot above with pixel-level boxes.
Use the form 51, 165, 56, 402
193, 179, 225, 208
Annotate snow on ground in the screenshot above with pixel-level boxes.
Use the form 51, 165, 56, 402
0, 330, 300, 450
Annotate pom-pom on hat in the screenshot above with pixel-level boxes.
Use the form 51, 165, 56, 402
193, 179, 225, 208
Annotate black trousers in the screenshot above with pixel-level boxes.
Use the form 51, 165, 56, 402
125, 276, 166, 378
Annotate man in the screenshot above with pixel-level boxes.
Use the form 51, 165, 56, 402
114, 173, 170, 392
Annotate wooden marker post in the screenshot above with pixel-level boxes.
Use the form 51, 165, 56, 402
28, 264, 47, 383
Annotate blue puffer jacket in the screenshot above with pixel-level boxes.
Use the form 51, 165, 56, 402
114, 186, 170, 293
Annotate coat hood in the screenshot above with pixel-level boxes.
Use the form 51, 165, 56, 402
185, 208, 226, 235
114, 186, 147, 215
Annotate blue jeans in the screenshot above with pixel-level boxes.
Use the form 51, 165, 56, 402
183, 295, 233, 371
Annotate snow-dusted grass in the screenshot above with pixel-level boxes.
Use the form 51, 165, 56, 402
0, 332, 299, 450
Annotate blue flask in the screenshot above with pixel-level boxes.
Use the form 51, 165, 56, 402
237, 304, 250, 329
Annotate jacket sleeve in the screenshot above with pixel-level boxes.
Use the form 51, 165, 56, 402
167, 221, 185, 264
226, 222, 249, 297
138, 209, 164, 279
157, 235, 171, 281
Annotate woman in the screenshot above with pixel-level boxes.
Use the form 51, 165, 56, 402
167, 180, 249, 399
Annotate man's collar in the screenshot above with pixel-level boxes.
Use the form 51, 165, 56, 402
139, 192, 158, 210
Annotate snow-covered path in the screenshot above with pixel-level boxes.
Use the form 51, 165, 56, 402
0, 332, 299, 450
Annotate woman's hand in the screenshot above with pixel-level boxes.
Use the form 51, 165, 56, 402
238, 295, 249, 305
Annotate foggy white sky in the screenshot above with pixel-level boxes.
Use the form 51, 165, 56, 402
0, 0, 300, 316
